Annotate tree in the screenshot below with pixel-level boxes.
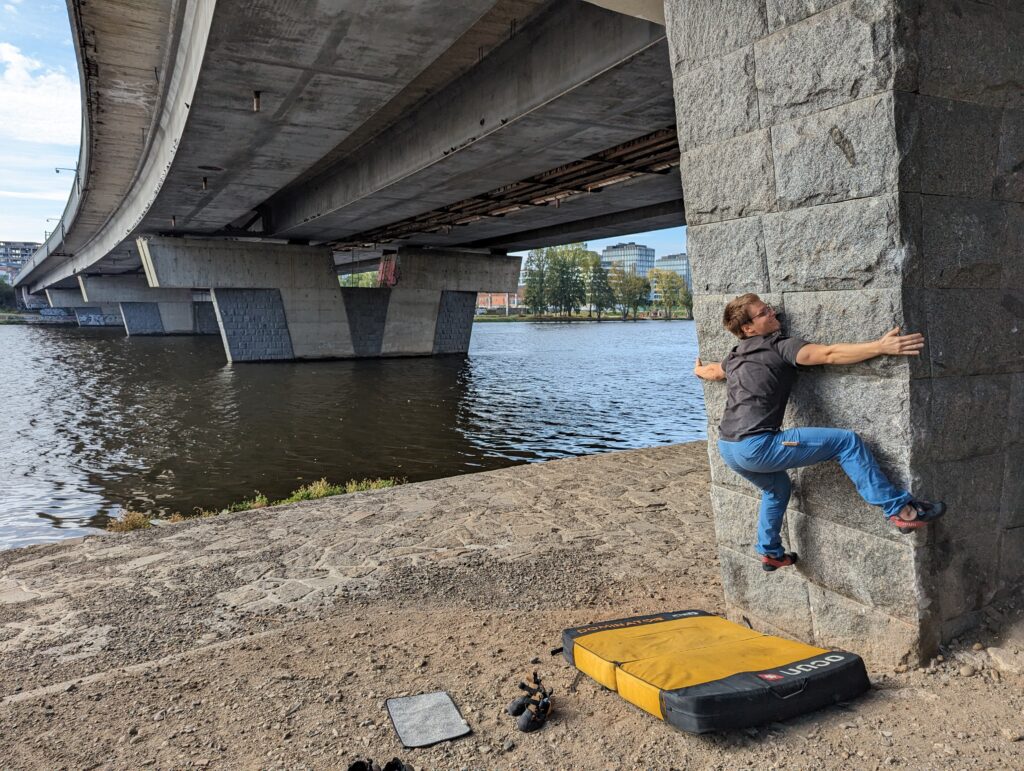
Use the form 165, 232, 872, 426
587, 261, 615, 320
523, 250, 549, 315
546, 244, 586, 317
0, 277, 16, 311
338, 271, 378, 288
607, 263, 650, 320
648, 268, 686, 319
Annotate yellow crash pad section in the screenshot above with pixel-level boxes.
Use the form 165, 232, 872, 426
572, 614, 828, 720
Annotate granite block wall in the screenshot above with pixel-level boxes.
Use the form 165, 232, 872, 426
342, 288, 390, 357
120, 302, 165, 336
433, 291, 477, 354
74, 306, 124, 327
665, 0, 1023, 664
193, 301, 220, 335
211, 289, 294, 362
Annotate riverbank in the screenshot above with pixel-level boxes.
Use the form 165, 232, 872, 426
2, 442, 1023, 769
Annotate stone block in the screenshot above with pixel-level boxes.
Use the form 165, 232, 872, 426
913, 375, 1011, 462
692, 294, 737, 361
717, 545, 815, 641
765, 0, 846, 32
764, 195, 908, 292
780, 289, 909, 378
919, 196, 1008, 289
710, 484, 763, 553
1001, 446, 1024, 529
1004, 203, 1024, 288
806, 583, 921, 667
680, 130, 776, 225
916, 288, 1024, 376
898, 94, 1002, 198
665, 0, 767, 72
912, 453, 1004, 539
702, 378, 728, 425
999, 526, 1024, 588
673, 46, 758, 151
786, 371, 911, 464
194, 302, 220, 335
786, 510, 920, 621
755, 0, 895, 125
917, 0, 1024, 109
688, 217, 768, 294
994, 109, 1024, 202
930, 531, 1001, 624
1009, 373, 1024, 446
772, 93, 898, 210
795, 458, 912, 543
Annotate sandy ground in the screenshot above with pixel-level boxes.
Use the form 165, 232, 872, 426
2, 441, 1024, 770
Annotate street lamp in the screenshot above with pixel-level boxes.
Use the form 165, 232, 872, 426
55, 164, 81, 196
46, 217, 65, 243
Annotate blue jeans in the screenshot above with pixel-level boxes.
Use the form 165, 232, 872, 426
717, 428, 912, 558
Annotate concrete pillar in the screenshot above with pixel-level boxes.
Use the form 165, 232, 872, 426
137, 237, 519, 362
45, 288, 124, 327
19, 288, 48, 310
78, 275, 217, 336
665, 0, 1023, 665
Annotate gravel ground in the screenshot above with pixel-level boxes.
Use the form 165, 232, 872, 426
2, 441, 1024, 769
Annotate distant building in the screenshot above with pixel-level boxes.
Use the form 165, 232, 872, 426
477, 287, 526, 314
0, 241, 39, 285
654, 252, 692, 292
600, 242, 655, 277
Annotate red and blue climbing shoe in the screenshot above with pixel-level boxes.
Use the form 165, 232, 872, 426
761, 552, 798, 572
888, 499, 947, 534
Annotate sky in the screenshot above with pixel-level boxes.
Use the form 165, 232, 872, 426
0, 2, 686, 256
0, 1, 80, 243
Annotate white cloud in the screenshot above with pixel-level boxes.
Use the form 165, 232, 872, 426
0, 42, 80, 145
3, 6, 17, 14
0, 189, 68, 200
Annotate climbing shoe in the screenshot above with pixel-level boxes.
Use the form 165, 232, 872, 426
761, 552, 798, 572
888, 500, 946, 534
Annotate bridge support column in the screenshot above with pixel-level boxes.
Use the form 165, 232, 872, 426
137, 238, 519, 363
666, 0, 1023, 665
78, 275, 216, 336
44, 288, 124, 327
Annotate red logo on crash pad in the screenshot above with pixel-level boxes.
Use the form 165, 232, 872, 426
757, 673, 784, 681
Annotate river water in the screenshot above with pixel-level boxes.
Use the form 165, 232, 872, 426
0, 320, 706, 550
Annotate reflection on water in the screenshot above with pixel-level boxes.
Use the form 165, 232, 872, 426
0, 320, 706, 549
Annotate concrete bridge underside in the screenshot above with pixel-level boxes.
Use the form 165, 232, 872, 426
12, 0, 1024, 668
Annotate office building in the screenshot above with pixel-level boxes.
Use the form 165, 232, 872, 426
600, 242, 655, 277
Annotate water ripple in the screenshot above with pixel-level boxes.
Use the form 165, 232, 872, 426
0, 321, 706, 549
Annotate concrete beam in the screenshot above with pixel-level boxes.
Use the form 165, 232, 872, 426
138, 237, 517, 362
266, 2, 670, 241
78, 276, 217, 336
583, 0, 664, 25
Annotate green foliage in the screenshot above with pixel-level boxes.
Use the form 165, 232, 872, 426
523, 250, 549, 315
524, 244, 593, 318
276, 478, 346, 503
107, 511, 152, 532
649, 268, 688, 319
608, 263, 651, 320
226, 492, 269, 512
0, 277, 16, 311
339, 271, 379, 288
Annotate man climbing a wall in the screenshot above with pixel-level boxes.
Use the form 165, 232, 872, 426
693, 293, 946, 572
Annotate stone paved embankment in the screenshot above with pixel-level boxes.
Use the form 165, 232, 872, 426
1, 442, 1023, 769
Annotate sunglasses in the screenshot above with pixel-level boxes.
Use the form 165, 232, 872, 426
749, 304, 777, 322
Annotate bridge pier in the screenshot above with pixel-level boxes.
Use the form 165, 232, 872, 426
136, 237, 519, 363
78, 275, 217, 337
44, 288, 123, 327
667, 0, 1023, 665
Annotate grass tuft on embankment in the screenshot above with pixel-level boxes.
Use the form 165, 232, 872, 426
107, 477, 402, 533
106, 510, 153, 532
